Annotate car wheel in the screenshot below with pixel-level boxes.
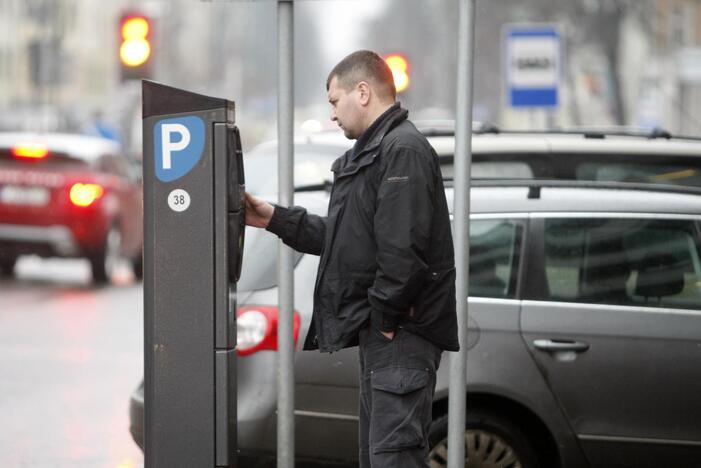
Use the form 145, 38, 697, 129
0, 254, 17, 278
428, 410, 541, 468
90, 224, 121, 285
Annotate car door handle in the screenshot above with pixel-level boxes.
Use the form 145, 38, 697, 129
533, 339, 590, 352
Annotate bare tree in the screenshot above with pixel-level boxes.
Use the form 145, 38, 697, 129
531, 0, 651, 125
363, 0, 651, 125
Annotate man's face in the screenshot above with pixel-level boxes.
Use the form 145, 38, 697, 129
328, 76, 363, 140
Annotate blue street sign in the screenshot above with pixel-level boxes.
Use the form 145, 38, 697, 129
504, 25, 561, 108
154, 115, 205, 182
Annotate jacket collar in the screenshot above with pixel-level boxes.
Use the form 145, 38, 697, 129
352, 102, 407, 161
331, 103, 408, 176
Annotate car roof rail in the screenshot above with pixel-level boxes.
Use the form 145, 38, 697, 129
475, 122, 500, 134
647, 127, 674, 139
441, 177, 701, 197
295, 180, 333, 193
295, 177, 701, 196
491, 126, 701, 141
421, 124, 701, 141
551, 126, 675, 140
415, 120, 500, 137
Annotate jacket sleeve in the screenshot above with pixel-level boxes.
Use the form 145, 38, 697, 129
368, 145, 435, 332
265, 205, 326, 256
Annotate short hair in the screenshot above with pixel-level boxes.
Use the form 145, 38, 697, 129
326, 50, 396, 102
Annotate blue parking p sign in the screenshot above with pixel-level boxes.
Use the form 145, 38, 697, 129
154, 115, 205, 182
504, 25, 561, 108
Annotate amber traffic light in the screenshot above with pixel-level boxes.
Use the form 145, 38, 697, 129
119, 14, 152, 81
384, 54, 410, 93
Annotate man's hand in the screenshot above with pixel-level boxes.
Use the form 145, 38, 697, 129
244, 192, 274, 228
381, 330, 395, 341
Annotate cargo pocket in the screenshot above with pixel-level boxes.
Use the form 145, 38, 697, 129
370, 367, 430, 453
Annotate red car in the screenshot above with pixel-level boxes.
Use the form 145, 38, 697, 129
0, 132, 143, 284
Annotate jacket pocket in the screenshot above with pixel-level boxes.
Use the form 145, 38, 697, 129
370, 367, 431, 453
406, 266, 456, 324
335, 272, 374, 318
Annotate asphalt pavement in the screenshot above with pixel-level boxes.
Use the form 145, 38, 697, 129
0, 257, 144, 468
0, 256, 358, 468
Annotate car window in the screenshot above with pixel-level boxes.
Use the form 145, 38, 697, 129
441, 161, 533, 180
469, 219, 522, 299
438, 152, 701, 188
576, 162, 701, 187
244, 144, 344, 195
241, 218, 524, 297
0, 148, 87, 167
237, 227, 303, 291
541, 218, 701, 309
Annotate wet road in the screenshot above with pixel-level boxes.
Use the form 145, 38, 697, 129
0, 257, 144, 468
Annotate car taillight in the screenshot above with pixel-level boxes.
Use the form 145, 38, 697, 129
12, 143, 49, 160
69, 183, 104, 207
236, 306, 301, 356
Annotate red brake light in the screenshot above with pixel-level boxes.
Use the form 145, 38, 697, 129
236, 306, 301, 356
12, 143, 49, 160
69, 183, 104, 207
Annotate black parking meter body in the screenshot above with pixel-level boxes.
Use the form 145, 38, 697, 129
142, 81, 244, 467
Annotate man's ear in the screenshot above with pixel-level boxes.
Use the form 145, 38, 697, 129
357, 81, 371, 106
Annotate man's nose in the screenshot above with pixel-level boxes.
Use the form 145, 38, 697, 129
330, 111, 337, 122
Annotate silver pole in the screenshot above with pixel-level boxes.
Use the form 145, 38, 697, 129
448, 0, 475, 467
277, 1, 295, 468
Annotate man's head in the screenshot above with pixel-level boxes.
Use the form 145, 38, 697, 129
326, 50, 396, 140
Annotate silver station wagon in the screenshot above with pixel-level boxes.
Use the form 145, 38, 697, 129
131, 129, 701, 467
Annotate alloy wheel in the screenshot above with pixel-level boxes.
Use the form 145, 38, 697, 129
429, 429, 522, 468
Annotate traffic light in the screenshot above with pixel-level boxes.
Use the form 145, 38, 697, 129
384, 54, 410, 94
119, 13, 152, 81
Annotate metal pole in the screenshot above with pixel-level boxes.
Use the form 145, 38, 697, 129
448, 0, 475, 467
277, 1, 295, 468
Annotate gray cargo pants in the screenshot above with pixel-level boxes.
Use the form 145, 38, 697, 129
358, 324, 442, 468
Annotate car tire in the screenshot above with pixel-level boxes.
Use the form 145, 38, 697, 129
90, 224, 121, 285
0, 254, 17, 278
427, 410, 542, 468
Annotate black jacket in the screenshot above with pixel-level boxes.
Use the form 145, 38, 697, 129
266, 103, 459, 352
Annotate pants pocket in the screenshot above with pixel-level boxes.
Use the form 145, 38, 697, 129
370, 367, 430, 454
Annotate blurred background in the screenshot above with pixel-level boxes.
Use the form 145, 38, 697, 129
2, 0, 701, 155
2, 1, 701, 467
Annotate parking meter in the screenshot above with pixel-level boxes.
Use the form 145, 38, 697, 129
142, 81, 244, 467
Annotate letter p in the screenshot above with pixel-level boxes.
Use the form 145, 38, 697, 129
161, 123, 191, 170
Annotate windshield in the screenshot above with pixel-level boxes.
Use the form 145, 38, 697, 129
245, 144, 346, 195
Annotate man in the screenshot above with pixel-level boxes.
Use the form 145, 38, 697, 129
245, 50, 458, 467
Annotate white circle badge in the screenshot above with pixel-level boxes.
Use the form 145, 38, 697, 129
168, 189, 191, 212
